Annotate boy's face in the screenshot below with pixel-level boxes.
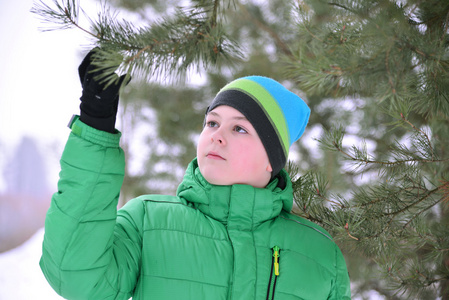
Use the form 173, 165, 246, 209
197, 105, 272, 188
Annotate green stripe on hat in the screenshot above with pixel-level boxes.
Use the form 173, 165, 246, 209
220, 79, 290, 157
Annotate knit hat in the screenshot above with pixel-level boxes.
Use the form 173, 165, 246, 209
206, 75, 310, 177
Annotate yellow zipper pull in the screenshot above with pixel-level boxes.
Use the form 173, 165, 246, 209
273, 246, 280, 276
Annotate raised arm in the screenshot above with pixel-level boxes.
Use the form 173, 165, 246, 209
40, 49, 140, 299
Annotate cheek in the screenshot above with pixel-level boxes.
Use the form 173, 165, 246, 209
196, 131, 207, 155
232, 143, 265, 170
196, 133, 207, 171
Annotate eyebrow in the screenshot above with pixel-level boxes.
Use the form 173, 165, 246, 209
208, 111, 248, 121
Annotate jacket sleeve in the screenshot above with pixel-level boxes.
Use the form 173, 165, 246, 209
328, 244, 352, 299
40, 117, 143, 300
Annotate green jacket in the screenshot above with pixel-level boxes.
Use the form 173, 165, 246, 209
41, 117, 351, 299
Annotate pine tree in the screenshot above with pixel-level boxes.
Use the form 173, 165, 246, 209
32, 0, 449, 298
285, 1, 449, 298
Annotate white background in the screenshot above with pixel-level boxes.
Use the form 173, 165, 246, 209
0, 0, 98, 191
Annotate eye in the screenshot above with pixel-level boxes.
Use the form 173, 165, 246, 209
206, 121, 218, 128
234, 125, 248, 134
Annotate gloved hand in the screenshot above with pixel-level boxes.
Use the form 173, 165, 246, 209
78, 48, 130, 133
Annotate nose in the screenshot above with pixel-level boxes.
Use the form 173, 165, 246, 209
211, 131, 225, 145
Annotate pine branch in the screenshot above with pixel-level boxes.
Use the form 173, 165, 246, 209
401, 188, 447, 228
400, 113, 434, 159
305, 120, 448, 241
237, 2, 294, 58
318, 124, 448, 173
30, 0, 109, 41
327, 2, 357, 14
441, 10, 449, 43
31, 0, 242, 82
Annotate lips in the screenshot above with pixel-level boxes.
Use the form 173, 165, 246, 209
206, 151, 225, 160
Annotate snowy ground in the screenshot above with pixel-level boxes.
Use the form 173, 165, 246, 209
0, 228, 63, 300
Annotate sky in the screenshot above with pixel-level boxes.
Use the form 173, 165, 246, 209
0, 0, 100, 191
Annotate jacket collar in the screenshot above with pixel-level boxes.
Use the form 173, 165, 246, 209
176, 158, 293, 230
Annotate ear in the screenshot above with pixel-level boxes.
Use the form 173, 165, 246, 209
266, 163, 273, 173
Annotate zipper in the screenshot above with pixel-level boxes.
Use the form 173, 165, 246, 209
266, 246, 280, 300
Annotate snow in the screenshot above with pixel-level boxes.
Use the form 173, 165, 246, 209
0, 228, 63, 300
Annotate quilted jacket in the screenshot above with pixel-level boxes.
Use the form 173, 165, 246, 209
40, 117, 351, 299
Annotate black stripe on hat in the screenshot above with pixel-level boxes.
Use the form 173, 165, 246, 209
207, 89, 286, 177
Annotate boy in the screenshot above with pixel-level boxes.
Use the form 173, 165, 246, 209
40, 49, 351, 299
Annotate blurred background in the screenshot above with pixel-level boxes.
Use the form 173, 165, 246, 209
1, 0, 448, 299
0, 0, 99, 247
0, 0, 96, 298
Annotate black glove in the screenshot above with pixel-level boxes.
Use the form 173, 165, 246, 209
78, 48, 129, 133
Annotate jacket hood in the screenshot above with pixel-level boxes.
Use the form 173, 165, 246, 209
176, 158, 293, 229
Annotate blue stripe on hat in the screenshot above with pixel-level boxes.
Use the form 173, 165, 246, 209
243, 76, 310, 145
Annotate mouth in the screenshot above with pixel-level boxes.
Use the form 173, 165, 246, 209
206, 151, 225, 160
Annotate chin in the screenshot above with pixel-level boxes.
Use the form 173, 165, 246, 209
201, 172, 233, 186
204, 176, 232, 186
